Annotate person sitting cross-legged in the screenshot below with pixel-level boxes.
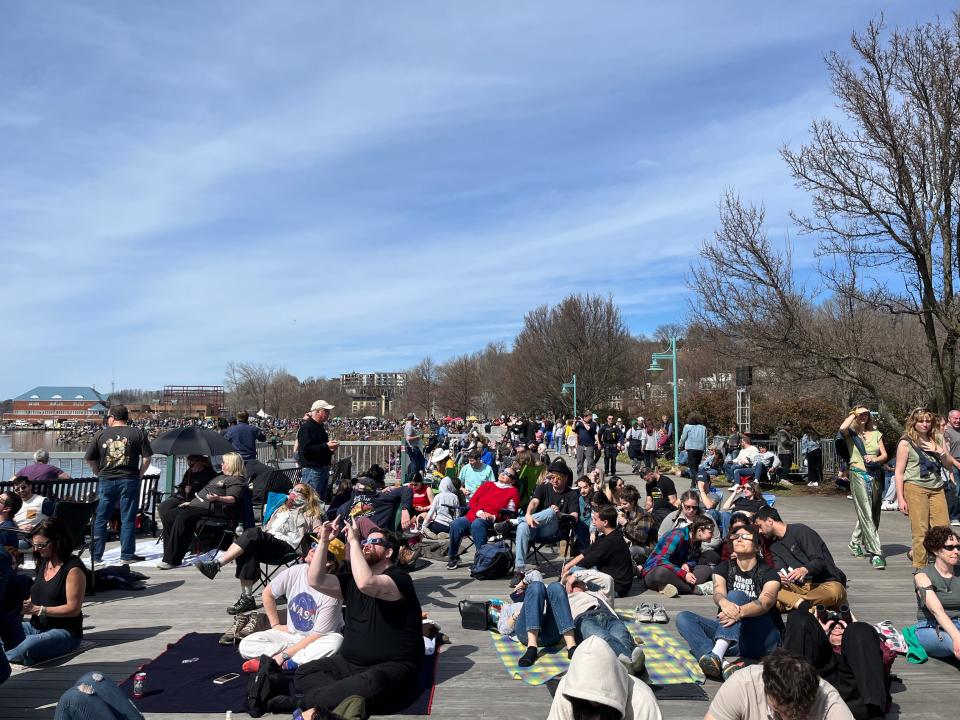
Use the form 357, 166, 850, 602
195, 483, 323, 615
254, 517, 424, 718
755, 506, 848, 612
676, 525, 782, 681
641, 515, 716, 597
237, 540, 344, 672
498, 458, 580, 587
446, 464, 520, 570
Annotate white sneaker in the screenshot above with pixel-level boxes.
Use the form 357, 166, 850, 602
695, 581, 714, 596
635, 602, 654, 623
951, 519, 960, 527
651, 604, 669, 623
807, 481, 819, 487
881, 501, 898, 511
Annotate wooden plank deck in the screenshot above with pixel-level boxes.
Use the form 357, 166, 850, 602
4, 466, 958, 719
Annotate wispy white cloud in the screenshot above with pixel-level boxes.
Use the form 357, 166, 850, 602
0, 1, 942, 396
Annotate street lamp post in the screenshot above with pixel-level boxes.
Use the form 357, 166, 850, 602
647, 337, 679, 466
560, 375, 577, 419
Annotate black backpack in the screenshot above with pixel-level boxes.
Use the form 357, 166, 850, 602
470, 541, 513, 580
246, 655, 284, 718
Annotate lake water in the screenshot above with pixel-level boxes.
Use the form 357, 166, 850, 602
0, 430, 68, 453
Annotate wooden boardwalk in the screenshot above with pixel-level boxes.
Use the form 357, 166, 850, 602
4, 466, 958, 719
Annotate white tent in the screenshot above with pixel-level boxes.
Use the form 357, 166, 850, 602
256, 409, 271, 418
361, 415, 378, 421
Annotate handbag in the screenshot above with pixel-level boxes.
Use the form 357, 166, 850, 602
458, 599, 490, 631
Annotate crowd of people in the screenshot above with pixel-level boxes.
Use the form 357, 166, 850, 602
1, 402, 959, 720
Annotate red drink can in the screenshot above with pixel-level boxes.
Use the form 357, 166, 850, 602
132, 672, 146, 699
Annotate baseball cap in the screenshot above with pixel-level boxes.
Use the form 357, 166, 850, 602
310, 400, 335, 411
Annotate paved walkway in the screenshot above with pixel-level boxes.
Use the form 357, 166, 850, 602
3, 457, 958, 719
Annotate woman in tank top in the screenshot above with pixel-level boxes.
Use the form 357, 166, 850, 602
5, 517, 86, 665
894, 408, 955, 569
911, 525, 960, 659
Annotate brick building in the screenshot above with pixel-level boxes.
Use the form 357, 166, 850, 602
3, 386, 108, 424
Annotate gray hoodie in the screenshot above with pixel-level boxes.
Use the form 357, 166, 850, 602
424, 477, 461, 528
547, 636, 662, 720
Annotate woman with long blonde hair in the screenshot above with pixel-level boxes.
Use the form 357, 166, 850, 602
895, 408, 954, 569
195, 482, 323, 616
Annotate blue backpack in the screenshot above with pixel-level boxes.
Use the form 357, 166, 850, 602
470, 541, 513, 580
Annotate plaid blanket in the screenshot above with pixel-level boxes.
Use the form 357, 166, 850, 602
490, 611, 704, 687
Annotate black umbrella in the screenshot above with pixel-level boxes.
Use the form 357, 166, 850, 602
151, 425, 237, 457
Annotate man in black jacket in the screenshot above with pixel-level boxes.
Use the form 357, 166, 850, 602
298, 400, 339, 501
755, 506, 847, 612
599, 415, 624, 475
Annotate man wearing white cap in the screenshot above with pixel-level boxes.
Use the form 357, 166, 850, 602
298, 400, 339, 501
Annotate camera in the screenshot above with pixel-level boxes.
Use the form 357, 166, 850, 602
814, 604, 852, 624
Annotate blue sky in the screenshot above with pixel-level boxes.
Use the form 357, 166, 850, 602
0, 2, 943, 399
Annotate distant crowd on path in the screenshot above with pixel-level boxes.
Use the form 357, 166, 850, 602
2, 402, 960, 720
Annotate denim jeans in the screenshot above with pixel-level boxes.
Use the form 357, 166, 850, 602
675, 589, 780, 660
93, 476, 140, 560
448, 516, 492, 559
514, 581, 575, 646
913, 618, 960, 658
576, 607, 635, 658
54, 670, 144, 720
5, 622, 81, 665
514, 509, 560, 570
300, 466, 330, 501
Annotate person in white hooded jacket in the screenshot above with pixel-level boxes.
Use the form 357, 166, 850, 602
547, 635, 662, 720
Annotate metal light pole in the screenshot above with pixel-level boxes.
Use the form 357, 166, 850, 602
561, 375, 577, 419
648, 337, 679, 466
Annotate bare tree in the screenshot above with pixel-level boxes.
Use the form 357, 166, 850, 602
403, 358, 439, 417
224, 362, 279, 413
504, 294, 633, 414
781, 14, 960, 412
437, 354, 481, 418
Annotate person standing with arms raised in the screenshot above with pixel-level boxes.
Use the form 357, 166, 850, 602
298, 401, 338, 502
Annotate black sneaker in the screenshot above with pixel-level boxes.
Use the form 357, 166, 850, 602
508, 570, 526, 587
121, 554, 146, 564
446, 557, 459, 570
493, 520, 514, 536
227, 594, 258, 615
196, 561, 221, 580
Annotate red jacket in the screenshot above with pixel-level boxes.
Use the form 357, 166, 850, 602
466, 482, 520, 522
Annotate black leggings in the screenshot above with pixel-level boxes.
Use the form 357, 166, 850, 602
642, 564, 713, 594
234, 527, 298, 581
782, 611, 887, 720
159, 501, 212, 565
685, 450, 704, 483
293, 655, 418, 712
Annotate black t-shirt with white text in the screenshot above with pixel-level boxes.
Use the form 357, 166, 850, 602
337, 566, 424, 668
714, 559, 781, 624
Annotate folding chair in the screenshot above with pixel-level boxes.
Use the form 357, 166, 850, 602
528, 515, 577, 577
52, 499, 100, 596
191, 487, 254, 558
250, 491, 303, 593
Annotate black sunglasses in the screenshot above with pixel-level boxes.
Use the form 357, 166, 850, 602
943, 543, 960, 551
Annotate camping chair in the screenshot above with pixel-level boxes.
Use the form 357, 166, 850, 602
517, 464, 543, 509
252, 467, 298, 522
52, 499, 99, 596
191, 487, 254, 559
528, 514, 577, 577
250, 492, 303, 594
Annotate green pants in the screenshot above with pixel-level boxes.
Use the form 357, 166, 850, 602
850, 466, 882, 556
